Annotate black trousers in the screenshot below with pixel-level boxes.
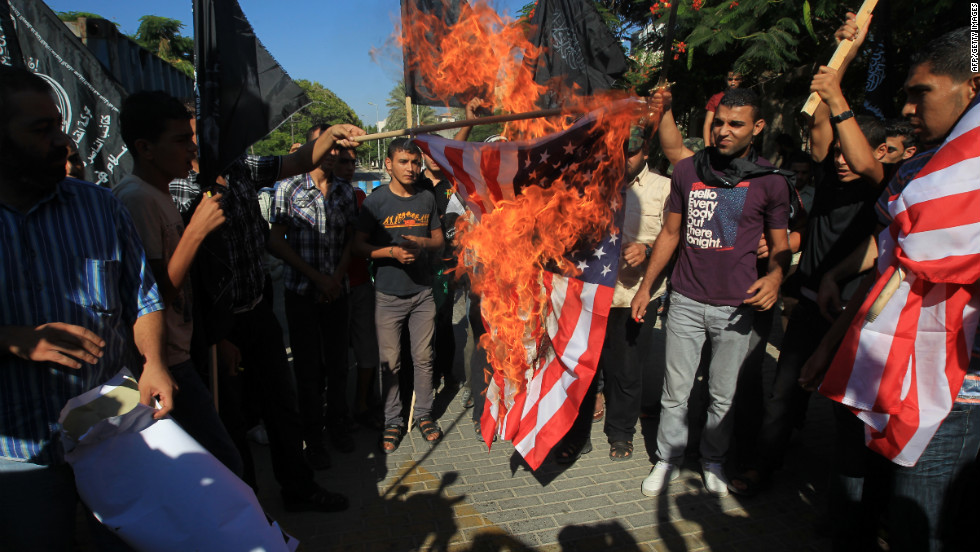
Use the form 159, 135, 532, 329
564, 306, 660, 448
222, 280, 317, 495
284, 289, 350, 448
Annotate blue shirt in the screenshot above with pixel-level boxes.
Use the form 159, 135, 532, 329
0, 178, 163, 464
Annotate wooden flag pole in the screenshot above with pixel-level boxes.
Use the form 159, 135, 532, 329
352, 108, 565, 143
406, 96, 413, 128
801, 0, 879, 116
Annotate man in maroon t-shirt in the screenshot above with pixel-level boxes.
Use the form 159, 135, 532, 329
632, 87, 790, 498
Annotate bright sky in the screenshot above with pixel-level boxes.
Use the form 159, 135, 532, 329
44, 0, 530, 128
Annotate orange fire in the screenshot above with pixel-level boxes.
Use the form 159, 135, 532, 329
398, 1, 661, 398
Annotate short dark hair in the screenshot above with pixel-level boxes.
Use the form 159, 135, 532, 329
885, 119, 917, 149
910, 27, 974, 82
852, 116, 887, 149
718, 88, 763, 121
387, 137, 421, 159
120, 91, 191, 158
0, 66, 53, 126
306, 123, 329, 143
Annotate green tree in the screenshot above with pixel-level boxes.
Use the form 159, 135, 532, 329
57, 11, 115, 24
250, 79, 364, 156
386, 80, 438, 131
129, 15, 194, 77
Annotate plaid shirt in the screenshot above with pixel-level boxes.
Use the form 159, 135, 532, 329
1, 179, 162, 464
271, 174, 357, 296
170, 155, 281, 309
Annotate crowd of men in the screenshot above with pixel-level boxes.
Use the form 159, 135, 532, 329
0, 11, 977, 551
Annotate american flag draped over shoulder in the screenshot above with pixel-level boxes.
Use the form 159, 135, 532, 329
820, 96, 980, 467
413, 102, 633, 468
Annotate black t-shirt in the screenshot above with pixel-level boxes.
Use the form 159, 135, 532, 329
357, 185, 441, 296
786, 158, 883, 301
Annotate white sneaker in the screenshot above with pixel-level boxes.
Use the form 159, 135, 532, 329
641, 461, 678, 497
701, 462, 730, 497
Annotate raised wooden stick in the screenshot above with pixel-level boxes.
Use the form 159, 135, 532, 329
353, 108, 564, 143
801, 0, 878, 117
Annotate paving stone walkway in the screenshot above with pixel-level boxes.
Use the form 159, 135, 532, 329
253, 301, 838, 552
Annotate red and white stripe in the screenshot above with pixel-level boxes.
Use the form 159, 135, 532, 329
480, 272, 613, 469
415, 137, 520, 219
820, 98, 980, 466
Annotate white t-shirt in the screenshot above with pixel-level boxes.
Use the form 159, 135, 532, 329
114, 175, 193, 366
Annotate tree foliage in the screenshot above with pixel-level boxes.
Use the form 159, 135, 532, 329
129, 15, 194, 78
57, 11, 116, 25
385, 80, 438, 131
250, 79, 364, 156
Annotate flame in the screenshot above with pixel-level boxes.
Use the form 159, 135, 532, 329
397, 1, 662, 406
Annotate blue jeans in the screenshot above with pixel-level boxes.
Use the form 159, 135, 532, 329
656, 292, 754, 464
889, 402, 980, 552
831, 400, 980, 552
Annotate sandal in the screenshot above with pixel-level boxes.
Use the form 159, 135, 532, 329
609, 440, 633, 461
728, 469, 765, 497
380, 425, 404, 454
555, 440, 593, 464
416, 416, 443, 443
592, 394, 605, 423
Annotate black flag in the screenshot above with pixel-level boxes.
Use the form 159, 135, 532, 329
525, 0, 628, 107
193, 0, 309, 186
862, 1, 894, 120
0, 0, 132, 186
401, 0, 468, 108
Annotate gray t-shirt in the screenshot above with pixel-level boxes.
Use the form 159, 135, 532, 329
357, 185, 440, 296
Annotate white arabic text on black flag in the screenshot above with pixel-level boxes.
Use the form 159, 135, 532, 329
0, 0, 131, 187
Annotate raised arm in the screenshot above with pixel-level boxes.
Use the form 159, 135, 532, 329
807, 12, 871, 163
654, 90, 694, 166
280, 124, 364, 180
454, 97, 487, 142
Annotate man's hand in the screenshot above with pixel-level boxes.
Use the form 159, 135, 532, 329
630, 288, 652, 323
138, 362, 177, 419
810, 67, 848, 110
817, 274, 843, 321
465, 97, 487, 119
622, 242, 648, 268
312, 273, 342, 302
327, 124, 366, 148
834, 11, 868, 46
744, 273, 780, 311
187, 191, 226, 236
399, 235, 427, 258
646, 88, 672, 122
756, 234, 769, 259
799, 344, 834, 391
2, 323, 105, 369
